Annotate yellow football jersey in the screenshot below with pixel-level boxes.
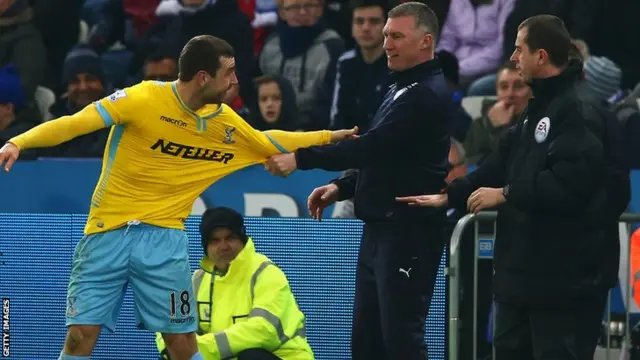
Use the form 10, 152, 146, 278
9, 81, 332, 234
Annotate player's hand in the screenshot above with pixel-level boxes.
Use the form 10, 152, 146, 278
396, 194, 448, 207
467, 187, 505, 214
265, 153, 297, 177
308, 183, 340, 220
330, 126, 359, 142
0, 142, 20, 172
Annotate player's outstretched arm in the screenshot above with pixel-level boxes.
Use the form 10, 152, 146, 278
258, 127, 358, 156
7, 104, 109, 152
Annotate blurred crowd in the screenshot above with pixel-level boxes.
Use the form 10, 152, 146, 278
0, 0, 639, 167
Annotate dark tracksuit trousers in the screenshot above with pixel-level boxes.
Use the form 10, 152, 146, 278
493, 291, 608, 360
351, 221, 445, 360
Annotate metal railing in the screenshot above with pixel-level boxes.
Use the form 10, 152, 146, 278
446, 211, 640, 360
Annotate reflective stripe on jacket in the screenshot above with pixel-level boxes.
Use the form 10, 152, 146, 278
156, 238, 313, 360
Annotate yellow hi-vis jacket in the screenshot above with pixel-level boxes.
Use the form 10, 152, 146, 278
156, 238, 313, 360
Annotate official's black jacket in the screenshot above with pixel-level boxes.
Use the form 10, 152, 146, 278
448, 60, 630, 306
296, 59, 454, 223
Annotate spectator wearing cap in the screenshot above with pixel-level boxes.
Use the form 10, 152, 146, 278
581, 56, 622, 103
39, 46, 110, 158
50, 45, 110, 118
0, 64, 40, 147
0, 0, 47, 103
155, 207, 313, 360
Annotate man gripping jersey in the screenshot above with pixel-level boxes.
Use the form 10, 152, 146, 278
0, 35, 357, 360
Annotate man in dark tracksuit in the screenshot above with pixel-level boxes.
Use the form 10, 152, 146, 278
264, 3, 453, 359
398, 15, 631, 359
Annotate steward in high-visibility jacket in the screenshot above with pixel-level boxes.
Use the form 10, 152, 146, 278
156, 207, 313, 360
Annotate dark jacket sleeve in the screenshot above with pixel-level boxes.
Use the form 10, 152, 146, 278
296, 88, 442, 171
331, 169, 358, 201
447, 122, 516, 210
507, 110, 605, 212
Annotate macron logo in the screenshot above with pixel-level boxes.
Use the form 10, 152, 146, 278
160, 116, 187, 128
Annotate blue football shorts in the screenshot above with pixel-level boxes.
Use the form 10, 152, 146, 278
65, 221, 197, 334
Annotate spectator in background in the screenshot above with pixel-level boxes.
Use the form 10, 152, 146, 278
142, 47, 178, 82
41, 46, 110, 158
463, 61, 531, 165
30, 0, 83, 95
152, 0, 255, 109
250, 74, 299, 131
330, 0, 389, 134
259, 0, 344, 131
466, 0, 604, 96
436, 0, 515, 89
51, 46, 111, 118
88, 0, 161, 54
248, 0, 279, 55
0, 64, 40, 146
581, 56, 622, 103
0, 0, 47, 103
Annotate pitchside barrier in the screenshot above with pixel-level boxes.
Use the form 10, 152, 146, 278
0, 214, 448, 360
447, 211, 640, 360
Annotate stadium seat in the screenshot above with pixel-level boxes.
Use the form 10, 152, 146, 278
79, 20, 89, 44
461, 96, 497, 120
34, 86, 56, 122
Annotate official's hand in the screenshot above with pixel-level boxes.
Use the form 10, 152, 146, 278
307, 183, 340, 220
396, 194, 448, 207
488, 101, 515, 128
0, 142, 19, 172
467, 187, 505, 213
265, 153, 297, 177
330, 126, 359, 142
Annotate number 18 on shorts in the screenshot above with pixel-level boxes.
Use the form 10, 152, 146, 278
65, 225, 197, 334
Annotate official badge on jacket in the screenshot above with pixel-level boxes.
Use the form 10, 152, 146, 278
224, 127, 236, 144
534, 117, 551, 143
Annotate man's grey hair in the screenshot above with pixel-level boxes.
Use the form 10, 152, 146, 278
388, 2, 439, 42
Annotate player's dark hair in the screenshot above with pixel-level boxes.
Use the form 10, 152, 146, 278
178, 35, 235, 81
518, 15, 572, 68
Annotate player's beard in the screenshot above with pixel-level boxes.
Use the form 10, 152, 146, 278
203, 89, 225, 105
